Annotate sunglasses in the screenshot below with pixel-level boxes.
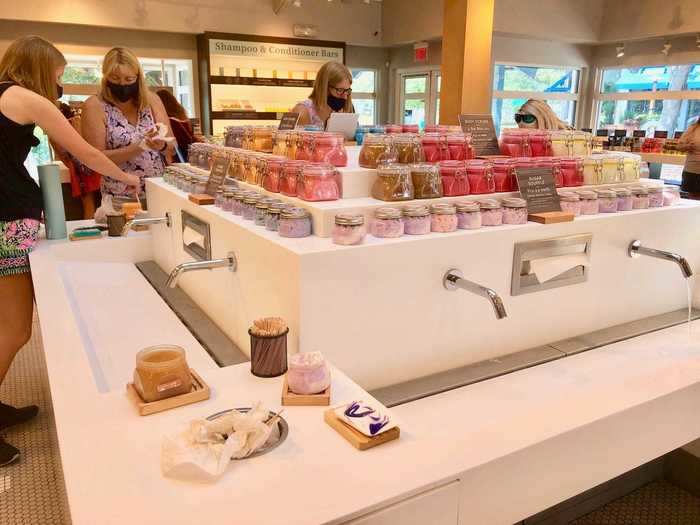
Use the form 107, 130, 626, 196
330, 86, 352, 96
514, 113, 537, 124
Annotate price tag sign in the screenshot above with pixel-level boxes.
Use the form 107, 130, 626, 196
278, 112, 300, 131
516, 167, 562, 214
458, 114, 500, 156
204, 154, 231, 196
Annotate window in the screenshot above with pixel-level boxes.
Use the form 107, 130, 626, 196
491, 64, 582, 134
351, 69, 377, 126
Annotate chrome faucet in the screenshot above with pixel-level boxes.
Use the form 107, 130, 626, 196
628, 240, 693, 279
165, 252, 237, 289
122, 212, 171, 236
443, 269, 508, 320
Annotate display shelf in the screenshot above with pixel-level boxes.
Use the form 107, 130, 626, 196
639, 152, 687, 166
211, 111, 282, 121
210, 76, 314, 88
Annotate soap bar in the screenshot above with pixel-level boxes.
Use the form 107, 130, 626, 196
335, 400, 396, 437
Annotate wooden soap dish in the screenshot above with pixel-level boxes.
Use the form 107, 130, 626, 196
324, 408, 400, 451
528, 211, 575, 224
281, 376, 330, 406
189, 193, 215, 205
126, 368, 210, 416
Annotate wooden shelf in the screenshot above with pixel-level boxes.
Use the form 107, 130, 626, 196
211, 76, 314, 88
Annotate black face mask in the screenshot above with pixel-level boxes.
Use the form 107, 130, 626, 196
56, 84, 63, 99
107, 81, 139, 103
327, 94, 346, 112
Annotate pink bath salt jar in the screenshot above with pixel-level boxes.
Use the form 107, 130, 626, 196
465, 160, 495, 195
371, 207, 404, 238
421, 133, 450, 163
578, 191, 599, 215
446, 133, 474, 161
502, 197, 528, 224
663, 185, 681, 206
630, 186, 650, 209
402, 124, 420, 133
559, 157, 584, 187
333, 213, 366, 246
455, 201, 482, 230
648, 186, 664, 208
384, 124, 403, 134
499, 129, 532, 157
424, 125, 449, 134
492, 158, 518, 193
279, 207, 312, 238
537, 157, 563, 188
311, 132, 348, 167
279, 160, 308, 197
430, 203, 458, 233
615, 188, 633, 211
295, 132, 314, 161
402, 205, 431, 235
261, 157, 286, 193
287, 351, 331, 395
596, 189, 618, 213
479, 199, 503, 226
528, 130, 552, 157
439, 160, 470, 196
297, 163, 340, 202
559, 192, 582, 216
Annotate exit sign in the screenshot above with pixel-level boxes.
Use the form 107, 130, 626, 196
414, 42, 429, 63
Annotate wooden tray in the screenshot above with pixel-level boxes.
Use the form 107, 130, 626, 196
528, 211, 575, 224
189, 193, 215, 205
281, 376, 330, 406
324, 408, 400, 450
126, 368, 210, 416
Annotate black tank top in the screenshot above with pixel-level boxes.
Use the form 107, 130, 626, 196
0, 82, 42, 221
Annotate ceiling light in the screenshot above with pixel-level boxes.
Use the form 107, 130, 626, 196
292, 0, 302, 6
616, 44, 625, 58
661, 41, 671, 56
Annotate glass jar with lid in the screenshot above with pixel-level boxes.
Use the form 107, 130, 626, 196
430, 203, 458, 233
285, 131, 299, 160
466, 160, 495, 194
559, 192, 582, 216
630, 186, 650, 209
279, 207, 312, 238
601, 156, 623, 184
455, 201, 481, 230
371, 207, 404, 238
280, 160, 308, 197
225, 126, 246, 149
272, 131, 289, 157
359, 134, 398, 168
492, 158, 518, 193
230, 151, 246, 181
332, 214, 366, 245
215, 188, 226, 208
499, 129, 532, 157
663, 185, 681, 206
438, 160, 470, 197
402, 205, 431, 235
133, 345, 192, 403
232, 190, 248, 215
242, 194, 262, 221
262, 156, 286, 193
446, 133, 474, 161
188, 144, 201, 168
622, 157, 640, 182
311, 132, 348, 167
255, 199, 273, 226
648, 186, 664, 208
402, 124, 419, 133
536, 157, 563, 188
502, 197, 528, 224
371, 164, 415, 201
295, 132, 315, 161
578, 190, 599, 215
421, 132, 450, 163
479, 199, 503, 226
571, 131, 593, 156
528, 130, 552, 157
265, 202, 287, 232
393, 134, 425, 164
192, 177, 207, 195
384, 124, 403, 134
550, 130, 573, 157
221, 190, 236, 212
297, 163, 341, 202
424, 125, 449, 133
559, 157, 584, 187
596, 189, 618, 213
409, 163, 443, 199
615, 188, 633, 211
583, 157, 603, 185
252, 127, 274, 153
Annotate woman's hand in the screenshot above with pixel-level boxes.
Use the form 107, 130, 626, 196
142, 128, 167, 151
123, 172, 141, 188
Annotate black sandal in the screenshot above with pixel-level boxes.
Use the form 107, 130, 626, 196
0, 437, 19, 467
0, 402, 39, 431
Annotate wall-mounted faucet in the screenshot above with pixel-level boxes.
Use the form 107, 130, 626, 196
122, 212, 171, 236
628, 240, 693, 279
165, 252, 237, 289
443, 269, 508, 320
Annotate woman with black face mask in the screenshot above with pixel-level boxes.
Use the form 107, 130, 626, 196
82, 47, 173, 206
293, 61, 354, 129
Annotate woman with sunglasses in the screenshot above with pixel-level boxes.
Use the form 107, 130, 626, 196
292, 61, 354, 129
514, 99, 571, 130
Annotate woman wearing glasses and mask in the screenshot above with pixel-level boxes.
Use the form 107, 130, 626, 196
514, 99, 572, 130
292, 61, 354, 129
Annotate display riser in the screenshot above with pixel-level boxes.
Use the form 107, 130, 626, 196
148, 179, 700, 390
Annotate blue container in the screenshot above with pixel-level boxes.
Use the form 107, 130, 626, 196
38, 163, 67, 240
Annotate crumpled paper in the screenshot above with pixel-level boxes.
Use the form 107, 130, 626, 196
161, 403, 277, 482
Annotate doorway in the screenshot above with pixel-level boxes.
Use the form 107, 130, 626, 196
395, 68, 441, 130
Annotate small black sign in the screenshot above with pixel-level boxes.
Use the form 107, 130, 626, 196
654, 130, 669, 139
614, 129, 627, 137
596, 129, 610, 137
205, 154, 231, 196
278, 112, 300, 131
516, 167, 562, 214
458, 114, 501, 156
633, 130, 647, 138
674, 131, 684, 139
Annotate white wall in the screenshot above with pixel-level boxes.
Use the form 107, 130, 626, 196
600, 0, 700, 43
592, 34, 700, 69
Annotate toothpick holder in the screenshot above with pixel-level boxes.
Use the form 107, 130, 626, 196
249, 328, 289, 378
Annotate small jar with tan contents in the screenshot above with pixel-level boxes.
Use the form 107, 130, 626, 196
133, 345, 192, 403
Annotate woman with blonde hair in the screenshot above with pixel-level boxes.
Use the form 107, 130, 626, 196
0, 36, 139, 466
515, 99, 572, 130
678, 120, 700, 197
292, 61, 354, 128
82, 47, 173, 204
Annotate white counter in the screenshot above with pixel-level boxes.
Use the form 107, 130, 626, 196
30, 228, 700, 525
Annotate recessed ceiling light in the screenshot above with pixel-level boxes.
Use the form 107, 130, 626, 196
616, 44, 625, 58
661, 41, 672, 56
292, 0, 302, 7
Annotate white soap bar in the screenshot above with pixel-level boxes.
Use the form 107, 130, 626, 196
335, 400, 396, 437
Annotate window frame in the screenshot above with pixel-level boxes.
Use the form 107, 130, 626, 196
350, 67, 378, 126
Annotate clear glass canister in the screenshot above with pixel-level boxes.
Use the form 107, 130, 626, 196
631, 187, 650, 209
242, 194, 262, 220
583, 158, 603, 185
499, 129, 532, 157
466, 160, 495, 195
455, 201, 481, 230
253, 127, 274, 153
410, 163, 443, 199
421, 132, 450, 163
578, 190, 599, 215
279, 207, 312, 238
133, 345, 192, 403
596, 189, 618, 213
537, 157, 563, 188
371, 207, 404, 238
502, 197, 528, 224
262, 157, 286, 193
255, 199, 272, 226
438, 160, 470, 197
280, 160, 308, 197
333, 214, 366, 245
622, 157, 640, 182
384, 124, 403, 134
402, 205, 431, 235
359, 134, 397, 168
550, 130, 573, 157
559, 157, 584, 187
528, 130, 552, 157
559, 192, 582, 216
615, 188, 633, 211
371, 164, 415, 201
297, 163, 341, 202
311, 132, 348, 167
215, 188, 225, 208
265, 203, 286, 232
479, 199, 503, 226
285, 131, 299, 160
571, 131, 593, 156
424, 125, 449, 133
492, 158, 518, 193
446, 133, 474, 161
225, 126, 246, 149
295, 132, 315, 161
402, 124, 419, 133
601, 156, 623, 184
221, 190, 236, 212
663, 185, 681, 206
430, 203, 458, 233
393, 134, 425, 164
648, 186, 664, 208
232, 190, 248, 215
272, 131, 289, 157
